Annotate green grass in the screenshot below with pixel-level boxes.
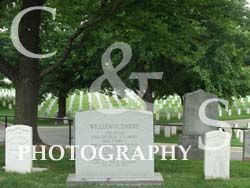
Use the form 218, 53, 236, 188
231, 134, 243, 147
154, 130, 243, 147
0, 147, 250, 187
154, 131, 180, 144
156, 158, 250, 188
0, 117, 68, 127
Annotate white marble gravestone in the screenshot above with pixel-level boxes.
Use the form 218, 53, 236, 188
67, 110, 163, 187
167, 113, 171, 120
204, 130, 231, 180
154, 125, 161, 135
171, 126, 177, 136
239, 130, 244, 143
156, 113, 160, 121
5, 125, 32, 173
237, 108, 241, 116
164, 127, 171, 138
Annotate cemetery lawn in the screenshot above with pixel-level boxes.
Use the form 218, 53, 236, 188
155, 132, 243, 147
0, 147, 250, 188
0, 116, 68, 127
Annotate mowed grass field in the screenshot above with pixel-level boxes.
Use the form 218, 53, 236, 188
0, 147, 249, 188
154, 130, 243, 147
1, 91, 250, 122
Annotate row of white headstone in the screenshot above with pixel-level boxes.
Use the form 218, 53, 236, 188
0, 89, 15, 98
86, 90, 145, 111
154, 125, 177, 137
219, 107, 250, 117
233, 123, 250, 143
4, 89, 250, 120
2, 101, 14, 109
155, 112, 182, 121
0, 89, 15, 110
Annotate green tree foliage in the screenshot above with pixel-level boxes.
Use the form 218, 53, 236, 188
0, 0, 250, 124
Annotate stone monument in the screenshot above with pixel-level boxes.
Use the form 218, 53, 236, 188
67, 110, 164, 187
178, 89, 218, 160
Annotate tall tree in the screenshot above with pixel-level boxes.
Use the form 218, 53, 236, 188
0, 0, 129, 143
39, 0, 250, 113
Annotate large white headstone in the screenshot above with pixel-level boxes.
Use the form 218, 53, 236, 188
5, 125, 32, 173
204, 130, 231, 180
75, 110, 154, 178
74, 110, 154, 178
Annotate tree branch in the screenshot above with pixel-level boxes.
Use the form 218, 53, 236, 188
0, 55, 16, 80
40, 0, 122, 78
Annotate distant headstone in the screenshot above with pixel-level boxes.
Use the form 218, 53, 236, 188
154, 125, 161, 135
177, 112, 182, 120
171, 126, 177, 136
159, 104, 163, 110
239, 130, 244, 143
8, 103, 12, 110
237, 108, 241, 116
178, 89, 218, 160
236, 130, 240, 139
167, 113, 170, 120
204, 130, 231, 180
156, 113, 160, 121
219, 109, 222, 117
67, 110, 164, 187
243, 131, 250, 161
234, 123, 239, 134
63, 117, 68, 125
247, 108, 250, 115
5, 125, 32, 173
164, 127, 171, 137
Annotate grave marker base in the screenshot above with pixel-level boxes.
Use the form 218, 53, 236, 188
176, 135, 204, 160
66, 173, 164, 188
4, 167, 47, 173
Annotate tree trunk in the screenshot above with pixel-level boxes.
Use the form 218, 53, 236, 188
14, 65, 42, 144
57, 95, 66, 118
143, 82, 154, 112
13, 0, 44, 144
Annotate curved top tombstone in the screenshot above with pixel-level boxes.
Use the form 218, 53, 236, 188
5, 125, 32, 173
182, 89, 218, 136
74, 109, 154, 178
